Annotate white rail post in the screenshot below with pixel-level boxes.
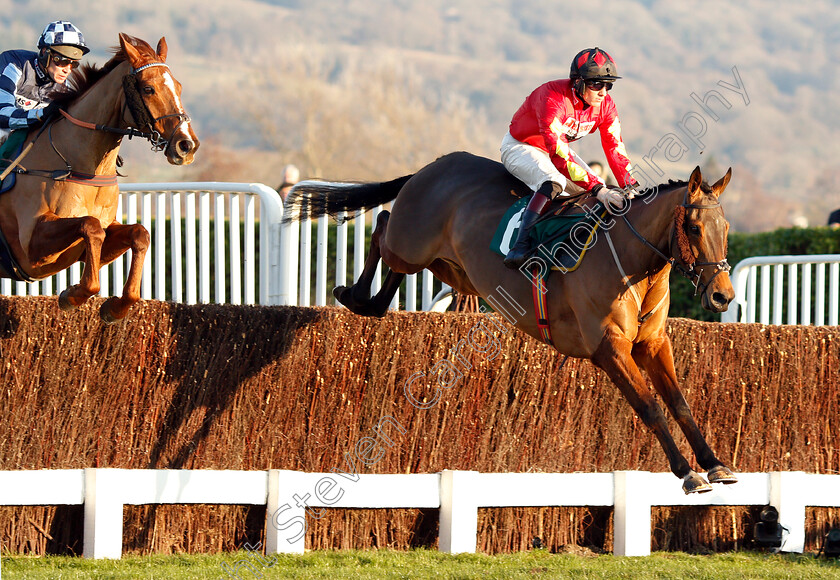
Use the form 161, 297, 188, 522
251, 183, 285, 306
83, 469, 125, 559
439, 470, 479, 553
770, 471, 807, 553
335, 212, 348, 297
265, 470, 307, 555
613, 471, 651, 556
315, 215, 328, 306
278, 219, 298, 305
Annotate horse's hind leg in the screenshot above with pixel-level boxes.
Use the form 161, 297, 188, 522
97, 222, 150, 323
592, 329, 712, 494
27, 214, 105, 309
633, 334, 737, 485
334, 210, 404, 317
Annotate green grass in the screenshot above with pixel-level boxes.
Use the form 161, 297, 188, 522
3, 549, 840, 580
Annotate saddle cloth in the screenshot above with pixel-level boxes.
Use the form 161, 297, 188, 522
490, 197, 609, 272
0, 130, 27, 194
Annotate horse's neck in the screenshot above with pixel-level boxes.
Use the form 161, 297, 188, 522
58, 62, 129, 174
70, 62, 128, 126
621, 185, 685, 268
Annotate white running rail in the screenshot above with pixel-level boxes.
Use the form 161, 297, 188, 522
721, 254, 840, 325
0, 183, 448, 310
0, 469, 836, 559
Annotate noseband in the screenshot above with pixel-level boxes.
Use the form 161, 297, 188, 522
620, 188, 730, 300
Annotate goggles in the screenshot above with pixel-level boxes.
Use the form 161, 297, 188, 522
584, 80, 612, 92
50, 51, 80, 69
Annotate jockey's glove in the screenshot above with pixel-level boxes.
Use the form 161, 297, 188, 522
39, 101, 63, 121
592, 184, 626, 210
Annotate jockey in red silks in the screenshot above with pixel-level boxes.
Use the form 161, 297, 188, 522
501, 47, 639, 269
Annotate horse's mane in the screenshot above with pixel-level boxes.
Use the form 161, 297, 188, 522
634, 178, 714, 200
49, 37, 158, 105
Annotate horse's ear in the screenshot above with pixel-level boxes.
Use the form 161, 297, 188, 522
688, 166, 703, 198
710, 168, 732, 198
119, 33, 142, 66
156, 38, 168, 62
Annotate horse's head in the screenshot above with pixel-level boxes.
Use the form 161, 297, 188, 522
674, 166, 735, 313
119, 33, 200, 165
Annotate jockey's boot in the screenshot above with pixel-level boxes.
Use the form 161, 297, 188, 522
503, 182, 554, 269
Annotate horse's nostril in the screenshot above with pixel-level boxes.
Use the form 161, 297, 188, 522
713, 292, 728, 305
177, 140, 193, 154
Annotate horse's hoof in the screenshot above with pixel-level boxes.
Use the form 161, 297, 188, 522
708, 465, 738, 485
365, 301, 389, 318
682, 471, 713, 494
57, 289, 77, 311
333, 286, 353, 308
99, 297, 122, 324
334, 285, 383, 317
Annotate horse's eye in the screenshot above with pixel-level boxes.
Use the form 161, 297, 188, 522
687, 224, 701, 235
142, 86, 155, 95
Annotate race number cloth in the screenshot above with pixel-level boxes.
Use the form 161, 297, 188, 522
490, 197, 609, 272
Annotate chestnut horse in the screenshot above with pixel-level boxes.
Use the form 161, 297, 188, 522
285, 153, 738, 493
0, 33, 199, 321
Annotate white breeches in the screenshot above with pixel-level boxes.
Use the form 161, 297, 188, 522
500, 132, 594, 196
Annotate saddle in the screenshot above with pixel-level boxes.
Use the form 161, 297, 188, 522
491, 195, 609, 272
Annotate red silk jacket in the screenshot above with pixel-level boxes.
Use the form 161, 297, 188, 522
509, 78, 637, 190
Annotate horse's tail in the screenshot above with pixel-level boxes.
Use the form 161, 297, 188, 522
283, 175, 413, 223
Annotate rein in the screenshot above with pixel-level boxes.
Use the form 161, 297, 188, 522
59, 108, 154, 141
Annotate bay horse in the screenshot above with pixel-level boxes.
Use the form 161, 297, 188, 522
0, 33, 199, 322
285, 152, 738, 493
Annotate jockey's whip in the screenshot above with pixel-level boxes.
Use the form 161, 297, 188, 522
0, 141, 34, 181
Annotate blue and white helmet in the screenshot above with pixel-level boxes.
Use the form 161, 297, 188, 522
38, 21, 89, 59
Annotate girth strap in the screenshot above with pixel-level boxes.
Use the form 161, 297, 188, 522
530, 265, 554, 345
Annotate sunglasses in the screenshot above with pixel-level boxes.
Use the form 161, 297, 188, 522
584, 80, 612, 92
50, 52, 80, 69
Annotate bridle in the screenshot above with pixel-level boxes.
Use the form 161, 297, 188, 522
119, 62, 191, 152
619, 187, 731, 299
16, 60, 192, 182
56, 61, 190, 154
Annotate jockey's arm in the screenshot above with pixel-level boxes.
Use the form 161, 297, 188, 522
0, 57, 45, 130
598, 107, 637, 189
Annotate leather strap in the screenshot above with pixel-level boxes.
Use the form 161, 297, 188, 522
530, 265, 553, 345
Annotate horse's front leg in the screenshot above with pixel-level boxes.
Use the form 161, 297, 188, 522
28, 213, 105, 309
633, 334, 738, 486
591, 329, 712, 494
97, 221, 150, 323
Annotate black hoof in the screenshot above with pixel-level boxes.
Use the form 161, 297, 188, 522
333, 285, 353, 307
682, 471, 713, 494
708, 465, 738, 485
333, 285, 386, 318
58, 289, 77, 311
99, 298, 121, 324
